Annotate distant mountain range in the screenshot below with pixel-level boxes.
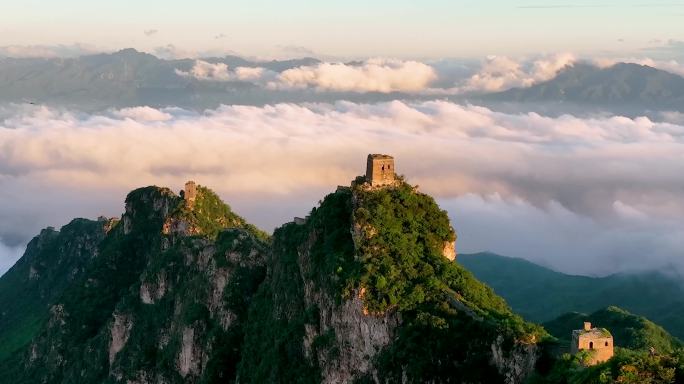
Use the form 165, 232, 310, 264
0, 49, 410, 111
459, 252, 684, 340
487, 63, 684, 111
2, 49, 684, 115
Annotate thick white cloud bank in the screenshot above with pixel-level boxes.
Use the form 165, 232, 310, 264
273, 59, 437, 93
1, 102, 683, 276
175, 60, 278, 83
174, 56, 568, 94
177, 59, 439, 92
175, 60, 231, 81
461, 53, 576, 93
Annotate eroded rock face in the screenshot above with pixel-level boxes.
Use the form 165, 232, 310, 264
208, 268, 237, 330
442, 240, 456, 261
178, 327, 199, 378
306, 289, 399, 384
140, 270, 168, 305
162, 217, 201, 236
109, 313, 133, 365
490, 335, 539, 384
297, 228, 399, 383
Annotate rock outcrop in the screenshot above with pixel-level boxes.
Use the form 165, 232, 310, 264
109, 313, 133, 365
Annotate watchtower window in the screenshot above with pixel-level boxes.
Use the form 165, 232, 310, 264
589, 342, 594, 349
605, 341, 609, 346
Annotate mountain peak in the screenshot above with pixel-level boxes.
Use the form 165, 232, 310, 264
120, 182, 264, 240
490, 61, 684, 108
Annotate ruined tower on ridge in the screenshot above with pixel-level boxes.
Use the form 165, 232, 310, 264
571, 322, 614, 365
366, 154, 396, 187
184, 181, 197, 208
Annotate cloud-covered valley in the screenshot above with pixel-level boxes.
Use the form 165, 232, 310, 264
173, 55, 571, 94
1, 101, 683, 276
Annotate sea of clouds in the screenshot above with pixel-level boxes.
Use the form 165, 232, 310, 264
173, 53, 684, 95
1, 101, 683, 276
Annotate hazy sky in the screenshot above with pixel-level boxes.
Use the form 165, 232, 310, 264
2, 0, 683, 58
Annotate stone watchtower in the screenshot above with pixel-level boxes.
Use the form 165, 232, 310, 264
366, 154, 396, 187
571, 322, 614, 365
184, 181, 197, 208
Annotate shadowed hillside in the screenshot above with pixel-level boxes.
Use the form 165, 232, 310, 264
459, 252, 684, 340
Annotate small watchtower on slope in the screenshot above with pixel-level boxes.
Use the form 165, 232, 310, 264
366, 154, 395, 187
184, 181, 197, 208
571, 322, 614, 365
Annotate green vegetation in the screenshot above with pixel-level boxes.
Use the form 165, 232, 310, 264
350, 181, 546, 381
173, 185, 269, 241
238, 179, 547, 383
0, 185, 271, 384
237, 218, 322, 383
531, 348, 684, 384
528, 307, 684, 384
0, 219, 107, 362
351, 181, 544, 332
352, 180, 455, 313
0, 179, 608, 383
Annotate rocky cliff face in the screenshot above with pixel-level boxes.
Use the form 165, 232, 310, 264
299, 232, 401, 383
0, 179, 545, 384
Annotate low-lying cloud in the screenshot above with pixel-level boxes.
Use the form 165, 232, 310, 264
442, 194, 684, 275
171, 55, 582, 94
175, 60, 231, 81
461, 53, 576, 93
223, 53, 684, 96
1, 101, 683, 276
176, 60, 278, 83
271, 59, 438, 93
175, 58, 437, 93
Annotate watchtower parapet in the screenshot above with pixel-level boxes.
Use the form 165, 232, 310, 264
365, 154, 395, 187
184, 181, 197, 208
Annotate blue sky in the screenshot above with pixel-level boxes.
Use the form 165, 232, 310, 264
1, 0, 683, 58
